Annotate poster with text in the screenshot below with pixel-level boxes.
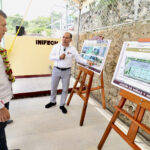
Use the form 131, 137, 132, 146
112, 41, 150, 102
79, 40, 111, 75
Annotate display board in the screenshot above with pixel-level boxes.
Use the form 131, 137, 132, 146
112, 41, 150, 101
80, 40, 111, 75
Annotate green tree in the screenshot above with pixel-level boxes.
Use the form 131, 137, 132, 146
27, 16, 51, 36
6, 14, 52, 36
7, 14, 28, 34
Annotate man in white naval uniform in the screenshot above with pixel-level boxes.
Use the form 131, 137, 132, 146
45, 32, 92, 113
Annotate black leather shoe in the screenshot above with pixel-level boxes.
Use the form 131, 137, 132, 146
59, 106, 67, 114
7, 119, 13, 124
45, 102, 56, 108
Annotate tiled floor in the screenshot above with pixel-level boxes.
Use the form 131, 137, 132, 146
6, 95, 149, 150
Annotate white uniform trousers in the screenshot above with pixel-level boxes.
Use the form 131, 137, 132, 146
50, 67, 71, 106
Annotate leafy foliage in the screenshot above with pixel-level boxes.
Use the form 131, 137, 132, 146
90, 0, 117, 10
6, 14, 52, 36
27, 16, 51, 36
7, 14, 28, 34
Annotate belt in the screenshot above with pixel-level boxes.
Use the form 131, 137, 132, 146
56, 67, 71, 71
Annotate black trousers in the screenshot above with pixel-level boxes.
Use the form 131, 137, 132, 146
0, 102, 9, 150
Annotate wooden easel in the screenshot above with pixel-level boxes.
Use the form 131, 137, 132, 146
98, 89, 150, 150
98, 38, 150, 150
67, 65, 106, 126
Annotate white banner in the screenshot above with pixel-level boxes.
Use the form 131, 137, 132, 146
112, 41, 150, 101
79, 40, 111, 75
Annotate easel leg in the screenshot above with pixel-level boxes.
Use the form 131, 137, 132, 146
127, 106, 145, 143
97, 97, 126, 150
101, 71, 106, 109
67, 71, 82, 106
80, 101, 88, 126
67, 90, 74, 106
101, 87, 105, 109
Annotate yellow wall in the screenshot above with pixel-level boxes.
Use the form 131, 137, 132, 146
5, 35, 60, 76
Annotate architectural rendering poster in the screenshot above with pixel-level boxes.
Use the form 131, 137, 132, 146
112, 41, 150, 101
80, 40, 111, 75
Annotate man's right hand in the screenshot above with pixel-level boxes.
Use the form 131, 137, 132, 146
0, 107, 10, 122
60, 53, 66, 60
87, 60, 94, 66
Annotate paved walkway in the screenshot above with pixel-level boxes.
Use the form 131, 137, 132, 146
6, 94, 149, 150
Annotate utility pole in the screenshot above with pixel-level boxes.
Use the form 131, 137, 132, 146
0, 0, 2, 9
74, 0, 83, 77
66, 3, 68, 31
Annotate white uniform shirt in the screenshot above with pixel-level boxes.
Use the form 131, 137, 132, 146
50, 43, 87, 68
0, 55, 12, 109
